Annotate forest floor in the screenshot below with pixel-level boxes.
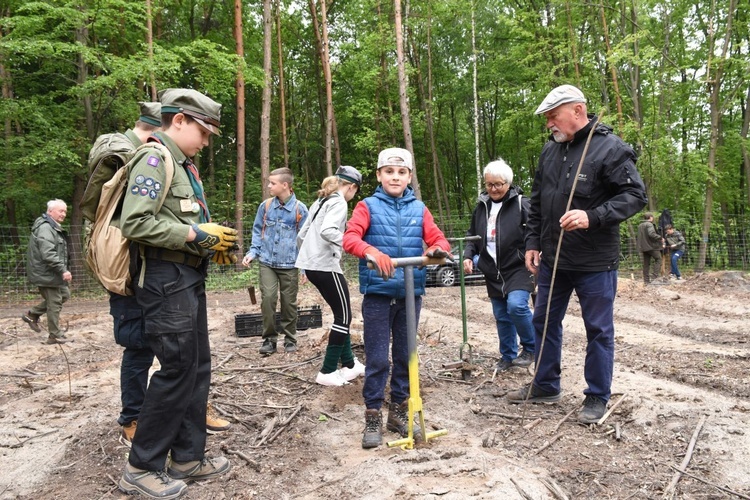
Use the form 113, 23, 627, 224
0, 270, 749, 499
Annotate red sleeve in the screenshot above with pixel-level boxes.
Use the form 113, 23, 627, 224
343, 201, 374, 258
422, 207, 450, 251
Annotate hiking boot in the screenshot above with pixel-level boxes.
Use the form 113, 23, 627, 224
120, 420, 137, 447
495, 359, 513, 372
42, 334, 71, 345
284, 342, 298, 353
259, 339, 277, 355
512, 350, 534, 367
339, 357, 366, 381
119, 464, 187, 500
386, 401, 422, 439
578, 395, 607, 424
21, 312, 41, 333
168, 457, 231, 482
315, 370, 349, 387
206, 403, 231, 433
362, 409, 383, 449
507, 383, 561, 403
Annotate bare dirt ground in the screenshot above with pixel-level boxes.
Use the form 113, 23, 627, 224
1, 271, 749, 500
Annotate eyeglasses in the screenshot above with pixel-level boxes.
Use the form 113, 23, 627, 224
485, 181, 507, 191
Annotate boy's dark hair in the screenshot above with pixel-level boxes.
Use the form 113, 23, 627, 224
270, 167, 294, 185
664, 224, 674, 230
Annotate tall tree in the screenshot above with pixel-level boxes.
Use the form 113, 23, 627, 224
394, 0, 420, 198
260, 0, 273, 198
234, 0, 246, 243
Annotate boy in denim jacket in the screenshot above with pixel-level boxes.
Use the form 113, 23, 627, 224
243, 168, 308, 354
343, 148, 450, 448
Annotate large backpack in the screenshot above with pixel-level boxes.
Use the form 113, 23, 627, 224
85, 142, 175, 295
80, 132, 136, 223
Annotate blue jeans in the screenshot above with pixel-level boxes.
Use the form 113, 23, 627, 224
361, 294, 421, 410
110, 293, 154, 426
532, 262, 617, 402
670, 250, 684, 278
490, 290, 535, 362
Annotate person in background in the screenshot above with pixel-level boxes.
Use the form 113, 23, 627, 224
637, 212, 664, 284
507, 84, 647, 425
118, 88, 236, 499
664, 224, 686, 280
243, 167, 308, 355
343, 147, 450, 449
463, 159, 535, 373
296, 166, 366, 387
23, 199, 72, 344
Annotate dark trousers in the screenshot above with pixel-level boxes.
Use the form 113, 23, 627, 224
128, 258, 211, 471
532, 262, 617, 402
641, 249, 661, 283
305, 270, 352, 338
110, 293, 154, 426
361, 294, 421, 410
30, 285, 70, 335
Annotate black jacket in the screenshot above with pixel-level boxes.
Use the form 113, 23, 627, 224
463, 186, 534, 298
526, 116, 647, 272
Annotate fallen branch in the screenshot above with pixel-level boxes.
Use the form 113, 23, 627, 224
224, 446, 261, 472
6, 429, 58, 449
510, 477, 534, 500
552, 408, 577, 433
532, 432, 563, 455
662, 414, 707, 499
666, 464, 750, 500
267, 405, 303, 443
540, 477, 570, 500
596, 392, 627, 425
215, 353, 234, 370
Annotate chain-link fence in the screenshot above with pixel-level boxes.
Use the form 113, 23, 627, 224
3, 211, 748, 307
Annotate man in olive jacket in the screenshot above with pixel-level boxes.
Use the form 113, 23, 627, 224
636, 212, 664, 284
23, 199, 73, 343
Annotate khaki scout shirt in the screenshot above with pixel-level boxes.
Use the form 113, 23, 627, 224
120, 132, 208, 257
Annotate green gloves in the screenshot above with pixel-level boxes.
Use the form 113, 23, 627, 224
192, 223, 238, 252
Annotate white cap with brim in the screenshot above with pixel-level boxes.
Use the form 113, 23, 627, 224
535, 85, 587, 115
377, 147, 413, 171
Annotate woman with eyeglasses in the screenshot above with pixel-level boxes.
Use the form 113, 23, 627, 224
462, 159, 536, 373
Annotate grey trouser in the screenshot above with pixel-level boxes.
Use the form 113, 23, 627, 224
259, 264, 298, 344
30, 286, 70, 336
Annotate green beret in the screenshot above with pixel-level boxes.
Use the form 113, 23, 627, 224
158, 88, 222, 136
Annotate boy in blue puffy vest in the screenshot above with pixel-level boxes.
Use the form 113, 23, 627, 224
343, 147, 450, 449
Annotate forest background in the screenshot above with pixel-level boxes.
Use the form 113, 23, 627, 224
0, 0, 749, 296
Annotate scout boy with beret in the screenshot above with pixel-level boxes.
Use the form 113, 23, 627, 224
118, 88, 237, 499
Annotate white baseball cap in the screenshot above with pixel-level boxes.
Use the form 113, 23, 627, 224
535, 85, 587, 115
377, 147, 413, 171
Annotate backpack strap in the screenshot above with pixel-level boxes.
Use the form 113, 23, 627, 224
262, 198, 303, 236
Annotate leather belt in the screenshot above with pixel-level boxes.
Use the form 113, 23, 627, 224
143, 246, 204, 268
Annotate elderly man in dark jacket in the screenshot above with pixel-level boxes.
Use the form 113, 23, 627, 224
463, 159, 535, 372
507, 85, 647, 424
23, 199, 73, 344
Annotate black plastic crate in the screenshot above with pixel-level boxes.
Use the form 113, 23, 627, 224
235, 305, 323, 337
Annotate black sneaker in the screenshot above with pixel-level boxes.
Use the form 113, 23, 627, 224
512, 350, 534, 367
284, 342, 298, 353
386, 401, 421, 439
362, 409, 383, 449
495, 359, 513, 372
259, 339, 277, 355
22, 313, 41, 333
578, 395, 607, 424
507, 383, 561, 403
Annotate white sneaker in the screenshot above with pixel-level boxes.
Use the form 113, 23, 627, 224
340, 358, 366, 381
316, 370, 349, 387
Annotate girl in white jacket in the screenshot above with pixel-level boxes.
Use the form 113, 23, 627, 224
296, 166, 365, 386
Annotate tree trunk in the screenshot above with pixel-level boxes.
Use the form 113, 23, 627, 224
260, 0, 273, 199
394, 0, 420, 198
145, 0, 157, 100
275, 0, 289, 170
234, 0, 246, 248
471, 3, 481, 199
697, 0, 737, 271
598, 1, 624, 134
741, 86, 750, 206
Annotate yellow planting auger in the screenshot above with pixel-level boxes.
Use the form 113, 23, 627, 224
368, 254, 449, 450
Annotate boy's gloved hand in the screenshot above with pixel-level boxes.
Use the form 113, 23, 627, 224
424, 245, 451, 260
365, 248, 395, 280
192, 223, 238, 251
211, 250, 238, 265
